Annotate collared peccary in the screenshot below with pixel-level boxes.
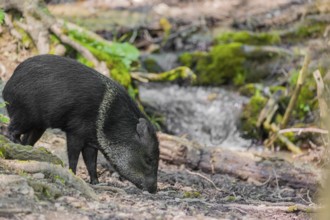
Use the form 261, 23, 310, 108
3, 54, 159, 193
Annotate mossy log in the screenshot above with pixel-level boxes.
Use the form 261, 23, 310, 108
131, 66, 196, 83
0, 159, 97, 200
158, 132, 319, 192
0, 135, 63, 165
0, 135, 96, 199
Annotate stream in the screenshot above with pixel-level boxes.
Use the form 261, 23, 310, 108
139, 83, 251, 148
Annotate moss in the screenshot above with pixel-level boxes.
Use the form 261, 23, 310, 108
179, 31, 284, 86
49, 34, 61, 55
142, 57, 163, 73
14, 24, 34, 49
282, 21, 327, 42
240, 94, 268, 138
183, 191, 201, 198
269, 86, 287, 95
225, 195, 237, 202
215, 31, 280, 45
28, 180, 62, 200
179, 51, 208, 68
159, 17, 172, 45
181, 42, 247, 85
53, 174, 66, 185
239, 83, 263, 97
76, 53, 94, 68
288, 70, 317, 122
0, 9, 4, 25
0, 136, 64, 166
158, 66, 196, 82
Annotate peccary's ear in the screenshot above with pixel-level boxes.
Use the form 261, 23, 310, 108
136, 118, 150, 140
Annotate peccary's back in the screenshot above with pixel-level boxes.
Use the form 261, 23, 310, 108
3, 55, 109, 133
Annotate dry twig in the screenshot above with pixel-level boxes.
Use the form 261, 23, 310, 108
281, 51, 311, 128
185, 169, 222, 191
279, 127, 328, 135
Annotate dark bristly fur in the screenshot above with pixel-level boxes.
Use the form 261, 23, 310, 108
3, 54, 159, 193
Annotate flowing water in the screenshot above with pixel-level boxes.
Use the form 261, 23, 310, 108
139, 83, 251, 148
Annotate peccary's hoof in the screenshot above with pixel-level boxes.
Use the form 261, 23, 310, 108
90, 179, 99, 185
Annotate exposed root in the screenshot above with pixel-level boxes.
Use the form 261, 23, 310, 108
223, 203, 321, 213
90, 184, 127, 195
279, 127, 329, 135
185, 169, 222, 192
1, 0, 109, 75
131, 67, 196, 83
0, 159, 97, 200
0, 135, 63, 165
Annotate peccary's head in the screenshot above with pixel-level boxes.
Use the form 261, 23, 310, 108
112, 118, 159, 193
98, 115, 159, 193
96, 84, 160, 193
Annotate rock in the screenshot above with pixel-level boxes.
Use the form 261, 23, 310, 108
32, 173, 45, 179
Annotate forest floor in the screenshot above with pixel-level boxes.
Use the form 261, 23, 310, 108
0, 129, 316, 219
0, 0, 325, 219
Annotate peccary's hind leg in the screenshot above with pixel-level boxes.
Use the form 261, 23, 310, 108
21, 128, 46, 146
66, 133, 84, 174
82, 146, 99, 184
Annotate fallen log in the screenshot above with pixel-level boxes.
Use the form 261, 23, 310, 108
158, 132, 320, 192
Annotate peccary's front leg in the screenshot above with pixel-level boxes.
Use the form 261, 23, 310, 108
82, 146, 99, 184
66, 133, 84, 174
21, 128, 46, 146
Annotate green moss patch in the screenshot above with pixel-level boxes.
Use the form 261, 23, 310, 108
179, 31, 286, 86
240, 94, 268, 138
215, 31, 280, 45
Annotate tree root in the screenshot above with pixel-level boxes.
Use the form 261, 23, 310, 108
1, 0, 108, 75
0, 135, 63, 165
223, 203, 321, 213
49, 23, 108, 75
0, 159, 97, 200
131, 66, 196, 83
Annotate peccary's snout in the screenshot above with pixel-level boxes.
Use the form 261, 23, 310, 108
144, 176, 157, 193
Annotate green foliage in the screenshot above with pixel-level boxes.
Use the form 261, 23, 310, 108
0, 9, 4, 25
76, 53, 94, 68
0, 102, 9, 124
288, 70, 317, 121
215, 31, 280, 45
238, 83, 263, 97
239, 68, 317, 140
67, 29, 139, 89
240, 94, 267, 138
147, 114, 164, 131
